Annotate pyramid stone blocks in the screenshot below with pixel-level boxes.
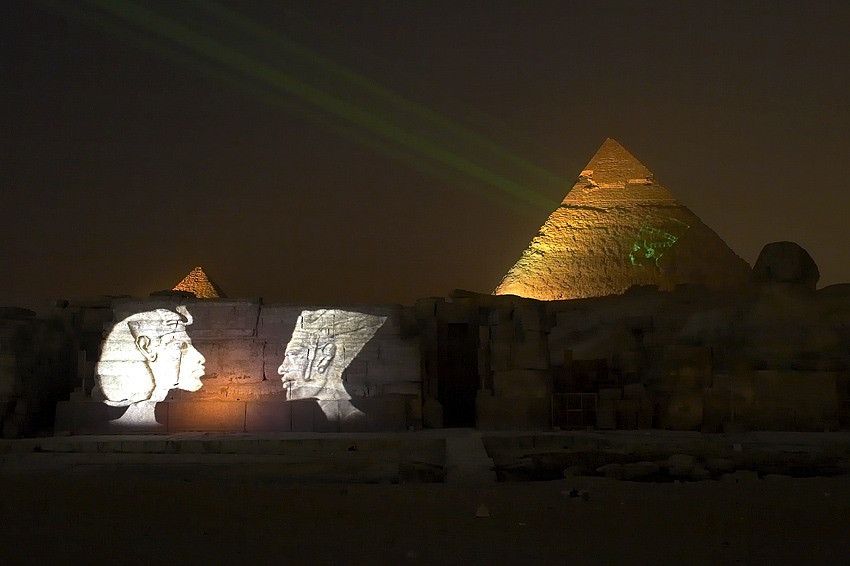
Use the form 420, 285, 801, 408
494, 139, 751, 301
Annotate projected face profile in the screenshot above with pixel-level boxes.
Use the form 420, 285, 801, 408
95, 306, 205, 425
278, 309, 385, 403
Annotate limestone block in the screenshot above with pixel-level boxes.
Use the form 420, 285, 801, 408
614, 399, 641, 429
194, 338, 264, 383
752, 241, 819, 290
513, 304, 545, 332
701, 387, 732, 433
751, 371, 839, 431
705, 458, 735, 473
477, 347, 490, 376
436, 301, 471, 324
54, 400, 168, 434
167, 401, 246, 432
596, 463, 624, 479
379, 381, 422, 398
623, 383, 646, 399
623, 461, 660, 480
187, 301, 261, 339
490, 343, 511, 372
478, 325, 490, 344
722, 470, 759, 483
290, 399, 320, 432
342, 398, 406, 432
406, 396, 422, 423
563, 465, 584, 477
476, 396, 548, 430
668, 454, 696, 468
245, 401, 292, 432
596, 399, 615, 430
493, 370, 550, 398
423, 397, 443, 428
490, 323, 516, 343
691, 464, 712, 481
414, 297, 443, 321
520, 330, 547, 346
355, 340, 421, 383
638, 409, 653, 429
658, 391, 704, 430
370, 305, 406, 336
510, 340, 548, 370
81, 308, 114, 334
488, 306, 512, 326
599, 388, 622, 400
661, 345, 712, 390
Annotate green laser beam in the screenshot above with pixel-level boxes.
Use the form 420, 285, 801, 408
186, 0, 568, 192
31, 0, 546, 219
84, 0, 557, 211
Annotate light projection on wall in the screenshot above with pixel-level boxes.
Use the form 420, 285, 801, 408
279, 309, 386, 419
94, 306, 205, 427
629, 218, 690, 268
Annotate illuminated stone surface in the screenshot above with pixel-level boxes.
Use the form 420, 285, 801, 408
94, 306, 205, 426
278, 309, 387, 404
494, 138, 751, 300
173, 266, 226, 299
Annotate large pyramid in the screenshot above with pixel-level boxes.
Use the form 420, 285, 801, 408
173, 266, 226, 299
494, 139, 751, 300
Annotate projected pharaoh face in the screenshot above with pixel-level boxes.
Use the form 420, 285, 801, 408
95, 306, 205, 409
278, 309, 385, 402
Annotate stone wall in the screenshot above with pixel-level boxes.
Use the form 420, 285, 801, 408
56, 297, 422, 433
1, 306, 79, 438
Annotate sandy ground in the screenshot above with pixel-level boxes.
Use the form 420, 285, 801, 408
1, 454, 849, 565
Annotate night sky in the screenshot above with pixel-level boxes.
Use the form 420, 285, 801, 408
3, 0, 849, 312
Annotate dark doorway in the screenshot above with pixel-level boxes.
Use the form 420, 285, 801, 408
438, 323, 479, 427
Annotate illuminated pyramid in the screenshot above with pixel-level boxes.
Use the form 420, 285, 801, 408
173, 266, 226, 299
494, 138, 751, 300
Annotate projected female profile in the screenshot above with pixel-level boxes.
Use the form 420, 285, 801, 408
278, 309, 385, 417
94, 306, 205, 426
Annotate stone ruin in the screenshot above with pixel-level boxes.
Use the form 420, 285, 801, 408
494, 138, 752, 300
1, 141, 848, 437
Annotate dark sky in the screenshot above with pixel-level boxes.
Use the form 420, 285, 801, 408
3, 0, 849, 310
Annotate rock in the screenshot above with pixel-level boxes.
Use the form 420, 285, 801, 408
596, 463, 624, 479
623, 461, 660, 480
667, 454, 696, 477
763, 474, 793, 480
668, 454, 696, 467
721, 470, 759, 483
563, 465, 584, 478
691, 464, 712, 481
622, 383, 646, 399
705, 458, 736, 473
752, 241, 819, 291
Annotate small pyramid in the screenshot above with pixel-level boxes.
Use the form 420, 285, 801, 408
494, 139, 751, 300
173, 267, 226, 299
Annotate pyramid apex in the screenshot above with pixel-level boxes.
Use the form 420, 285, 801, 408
584, 138, 652, 182
173, 266, 226, 299
562, 138, 675, 205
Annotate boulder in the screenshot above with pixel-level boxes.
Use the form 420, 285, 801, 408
691, 464, 712, 481
563, 465, 585, 478
623, 461, 660, 480
721, 470, 759, 483
596, 463, 624, 479
667, 454, 696, 477
704, 458, 735, 473
752, 241, 819, 291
